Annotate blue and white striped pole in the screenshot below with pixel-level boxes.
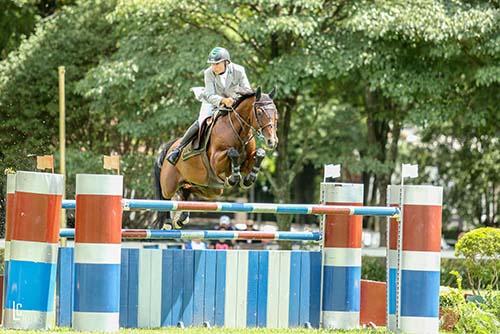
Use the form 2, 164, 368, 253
61, 199, 399, 217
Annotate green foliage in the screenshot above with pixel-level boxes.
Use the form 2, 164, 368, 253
361, 256, 386, 282
0, 0, 118, 156
0, 1, 39, 59
440, 272, 500, 334
441, 258, 469, 289
361, 256, 478, 289
0, 0, 498, 235
455, 228, 500, 293
440, 285, 465, 310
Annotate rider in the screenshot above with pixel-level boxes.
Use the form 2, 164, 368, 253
166, 47, 252, 165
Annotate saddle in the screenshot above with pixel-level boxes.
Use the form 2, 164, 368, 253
181, 108, 229, 161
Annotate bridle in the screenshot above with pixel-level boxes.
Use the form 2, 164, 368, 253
229, 100, 276, 147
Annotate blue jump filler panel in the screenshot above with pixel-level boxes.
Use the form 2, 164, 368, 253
56, 248, 321, 328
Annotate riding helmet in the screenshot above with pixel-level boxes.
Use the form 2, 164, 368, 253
207, 47, 231, 63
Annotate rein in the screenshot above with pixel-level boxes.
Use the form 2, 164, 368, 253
228, 101, 275, 148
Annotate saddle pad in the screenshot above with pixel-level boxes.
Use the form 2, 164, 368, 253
182, 116, 216, 161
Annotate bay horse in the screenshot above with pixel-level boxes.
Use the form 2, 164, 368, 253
153, 87, 278, 229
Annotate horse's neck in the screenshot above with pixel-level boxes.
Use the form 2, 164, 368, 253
230, 99, 254, 139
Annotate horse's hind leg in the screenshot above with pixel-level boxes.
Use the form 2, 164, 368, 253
157, 163, 182, 230
171, 187, 191, 229
225, 148, 241, 187
241, 148, 266, 189
156, 211, 172, 230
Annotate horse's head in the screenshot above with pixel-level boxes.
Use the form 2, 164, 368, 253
253, 87, 278, 150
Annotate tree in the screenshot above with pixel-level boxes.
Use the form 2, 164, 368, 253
0, 0, 118, 233
0, 0, 76, 59
312, 0, 499, 234
1, 0, 498, 236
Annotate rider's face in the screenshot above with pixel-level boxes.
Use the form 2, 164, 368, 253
211, 61, 226, 75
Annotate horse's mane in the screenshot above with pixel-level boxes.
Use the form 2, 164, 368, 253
233, 88, 256, 109
232, 88, 274, 110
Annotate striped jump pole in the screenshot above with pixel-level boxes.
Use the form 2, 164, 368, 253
59, 229, 321, 241
387, 185, 443, 334
4, 171, 64, 329
72, 174, 123, 332
321, 183, 363, 329
2, 173, 16, 324
62, 199, 399, 217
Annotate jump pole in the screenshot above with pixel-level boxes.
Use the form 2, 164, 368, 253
61, 199, 398, 217
59, 229, 322, 241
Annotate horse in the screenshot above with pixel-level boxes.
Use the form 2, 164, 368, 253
153, 87, 279, 229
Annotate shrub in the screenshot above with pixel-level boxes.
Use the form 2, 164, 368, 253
440, 272, 499, 333
441, 258, 468, 288
362, 256, 386, 281
455, 227, 500, 294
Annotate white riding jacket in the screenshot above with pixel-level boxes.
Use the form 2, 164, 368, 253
193, 63, 251, 124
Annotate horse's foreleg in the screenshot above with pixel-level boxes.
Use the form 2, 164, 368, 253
241, 148, 266, 189
225, 148, 241, 187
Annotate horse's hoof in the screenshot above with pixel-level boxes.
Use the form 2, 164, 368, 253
174, 221, 184, 229
226, 173, 241, 187
173, 218, 189, 229
162, 223, 173, 230
255, 148, 266, 159
241, 173, 256, 188
172, 211, 190, 229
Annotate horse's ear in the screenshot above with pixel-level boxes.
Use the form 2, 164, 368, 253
255, 87, 262, 101
268, 86, 277, 99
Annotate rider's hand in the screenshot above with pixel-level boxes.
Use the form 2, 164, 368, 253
221, 97, 234, 107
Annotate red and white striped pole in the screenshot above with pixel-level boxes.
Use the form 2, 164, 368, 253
4, 171, 63, 329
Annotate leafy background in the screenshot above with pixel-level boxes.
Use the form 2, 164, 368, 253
0, 0, 498, 233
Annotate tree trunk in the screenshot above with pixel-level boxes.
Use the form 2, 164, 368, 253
294, 162, 318, 224
268, 96, 298, 232
364, 87, 403, 246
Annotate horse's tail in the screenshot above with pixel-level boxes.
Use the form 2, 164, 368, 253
153, 139, 176, 200
153, 139, 176, 229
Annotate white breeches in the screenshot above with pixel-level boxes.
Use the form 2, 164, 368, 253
198, 102, 214, 125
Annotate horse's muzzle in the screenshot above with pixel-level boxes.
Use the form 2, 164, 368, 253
266, 138, 278, 150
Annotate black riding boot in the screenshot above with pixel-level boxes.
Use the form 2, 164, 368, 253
166, 121, 200, 165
